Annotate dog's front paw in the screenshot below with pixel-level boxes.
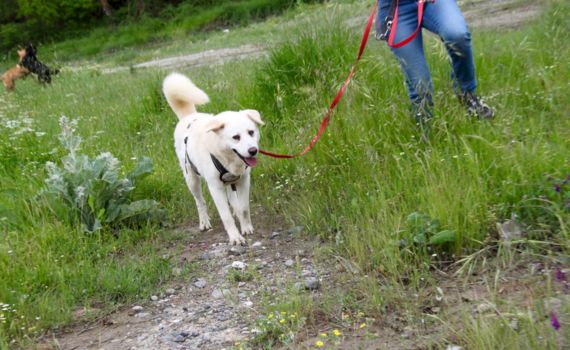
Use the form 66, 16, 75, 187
229, 233, 246, 246
199, 217, 212, 231
241, 224, 254, 236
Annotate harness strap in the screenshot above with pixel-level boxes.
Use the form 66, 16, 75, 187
210, 154, 241, 191
184, 136, 201, 176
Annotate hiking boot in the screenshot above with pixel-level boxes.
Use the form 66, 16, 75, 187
459, 91, 494, 119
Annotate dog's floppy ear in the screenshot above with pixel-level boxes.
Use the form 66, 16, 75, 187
242, 109, 264, 125
206, 120, 225, 133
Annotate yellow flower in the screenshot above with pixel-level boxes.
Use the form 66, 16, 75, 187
268, 313, 274, 319
279, 319, 285, 324
281, 311, 287, 315
320, 332, 328, 337
315, 340, 325, 348
333, 329, 341, 337
359, 322, 367, 329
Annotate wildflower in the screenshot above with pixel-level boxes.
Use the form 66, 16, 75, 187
555, 267, 568, 292
359, 322, 367, 329
279, 319, 285, 324
333, 329, 341, 337
268, 313, 274, 319
320, 332, 327, 338
550, 311, 560, 331
315, 340, 324, 347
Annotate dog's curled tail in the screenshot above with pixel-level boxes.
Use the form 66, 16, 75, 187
163, 73, 209, 119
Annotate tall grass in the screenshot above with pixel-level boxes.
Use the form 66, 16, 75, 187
249, 3, 570, 278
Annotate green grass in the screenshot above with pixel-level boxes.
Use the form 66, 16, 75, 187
1, 0, 569, 348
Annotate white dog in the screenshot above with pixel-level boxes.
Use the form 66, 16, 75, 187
163, 73, 264, 245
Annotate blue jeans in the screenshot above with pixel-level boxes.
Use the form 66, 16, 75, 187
377, 0, 477, 106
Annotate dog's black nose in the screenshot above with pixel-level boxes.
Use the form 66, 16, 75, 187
248, 147, 258, 156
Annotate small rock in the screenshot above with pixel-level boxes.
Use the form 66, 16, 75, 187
243, 300, 253, 307
172, 267, 182, 276
446, 346, 461, 350
228, 246, 247, 256
270, 232, 280, 239
134, 312, 150, 318
287, 226, 304, 235
170, 332, 186, 343
475, 303, 496, 314
132, 306, 144, 313
212, 289, 224, 299
238, 282, 246, 287
200, 252, 212, 260
194, 278, 207, 289
285, 259, 294, 267
232, 261, 247, 270
304, 277, 320, 290
166, 288, 176, 296
150, 295, 158, 301
496, 213, 522, 241
251, 241, 263, 248
401, 326, 414, 339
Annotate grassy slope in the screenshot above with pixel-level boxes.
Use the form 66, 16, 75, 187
0, 0, 569, 348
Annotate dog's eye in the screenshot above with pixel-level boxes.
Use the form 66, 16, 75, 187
248, 130, 254, 136
233, 135, 241, 141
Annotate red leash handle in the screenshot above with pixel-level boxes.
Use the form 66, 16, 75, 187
387, 0, 426, 48
259, 1, 378, 159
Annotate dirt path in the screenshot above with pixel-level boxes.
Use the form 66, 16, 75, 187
97, 0, 540, 75
44, 223, 325, 350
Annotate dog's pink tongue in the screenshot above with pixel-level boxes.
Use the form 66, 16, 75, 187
245, 157, 257, 167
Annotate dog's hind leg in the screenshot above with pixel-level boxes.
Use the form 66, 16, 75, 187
184, 172, 211, 231
228, 175, 254, 235
207, 182, 245, 245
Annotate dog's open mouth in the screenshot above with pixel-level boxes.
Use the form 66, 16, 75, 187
233, 149, 257, 167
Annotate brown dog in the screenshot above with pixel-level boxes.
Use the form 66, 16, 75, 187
1, 49, 30, 91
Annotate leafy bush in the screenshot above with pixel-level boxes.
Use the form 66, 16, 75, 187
401, 212, 457, 253
43, 116, 166, 232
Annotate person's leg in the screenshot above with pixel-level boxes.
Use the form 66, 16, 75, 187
378, 0, 434, 125
422, 0, 475, 92
422, 0, 494, 118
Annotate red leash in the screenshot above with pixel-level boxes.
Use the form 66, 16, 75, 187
388, 0, 429, 48
259, 2, 378, 159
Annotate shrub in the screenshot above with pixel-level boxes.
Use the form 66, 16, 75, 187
43, 116, 166, 232
401, 212, 457, 254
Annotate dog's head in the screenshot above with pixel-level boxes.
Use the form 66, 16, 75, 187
25, 44, 37, 58
207, 109, 264, 167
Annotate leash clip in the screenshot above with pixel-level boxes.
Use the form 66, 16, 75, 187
376, 15, 393, 41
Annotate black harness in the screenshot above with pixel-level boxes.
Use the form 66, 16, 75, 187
183, 123, 243, 192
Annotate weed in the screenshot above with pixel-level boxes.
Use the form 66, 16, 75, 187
43, 116, 166, 232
